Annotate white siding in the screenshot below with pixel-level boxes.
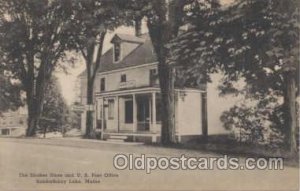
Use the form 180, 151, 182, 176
207, 73, 241, 135
80, 111, 86, 134
177, 91, 202, 135
95, 64, 157, 93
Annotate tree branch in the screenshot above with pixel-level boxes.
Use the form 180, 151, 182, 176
79, 46, 88, 61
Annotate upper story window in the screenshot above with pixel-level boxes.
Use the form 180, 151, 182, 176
121, 74, 126, 82
114, 43, 121, 62
100, 78, 105, 91
149, 69, 157, 86
150, 69, 157, 76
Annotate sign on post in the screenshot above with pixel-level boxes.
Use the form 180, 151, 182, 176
72, 105, 85, 112
85, 105, 95, 111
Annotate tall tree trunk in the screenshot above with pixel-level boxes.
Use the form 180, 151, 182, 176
201, 91, 208, 140
25, 61, 48, 137
283, 72, 298, 155
24, 52, 37, 137
160, 65, 176, 144
146, 0, 185, 145
26, 95, 44, 137
26, 107, 39, 136
25, 77, 34, 136
201, 66, 208, 142
85, 77, 95, 138
147, 23, 176, 144
81, 32, 106, 139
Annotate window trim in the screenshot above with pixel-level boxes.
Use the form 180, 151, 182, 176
113, 43, 121, 63
150, 68, 157, 86
121, 74, 127, 82
100, 78, 105, 91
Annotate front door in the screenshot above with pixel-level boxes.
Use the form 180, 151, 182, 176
118, 99, 134, 132
137, 96, 150, 131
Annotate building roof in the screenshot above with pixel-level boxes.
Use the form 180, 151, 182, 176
111, 33, 145, 44
78, 33, 157, 77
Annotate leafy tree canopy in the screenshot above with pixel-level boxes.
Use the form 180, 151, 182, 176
0, 0, 77, 136
168, 0, 299, 149
169, 0, 299, 97
0, 73, 22, 113
39, 76, 68, 132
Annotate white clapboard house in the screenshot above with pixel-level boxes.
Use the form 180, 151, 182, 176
0, 107, 27, 137
78, 32, 224, 143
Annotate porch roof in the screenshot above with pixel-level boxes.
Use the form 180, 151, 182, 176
95, 87, 160, 97
95, 87, 204, 97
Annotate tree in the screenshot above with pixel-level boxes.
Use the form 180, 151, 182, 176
69, 0, 128, 138
39, 76, 68, 137
146, 0, 188, 145
0, 0, 75, 136
122, 0, 191, 144
122, 0, 222, 144
169, 0, 299, 153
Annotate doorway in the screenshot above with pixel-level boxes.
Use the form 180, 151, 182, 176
137, 96, 150, 131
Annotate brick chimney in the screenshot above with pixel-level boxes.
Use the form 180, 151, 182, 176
135, 17, 142, 37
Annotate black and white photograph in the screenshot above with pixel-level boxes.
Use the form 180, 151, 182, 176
0, 0, 299, 190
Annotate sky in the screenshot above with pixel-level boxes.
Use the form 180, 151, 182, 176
55, 26, 137, 104
222, 0, 235, 5
55, 0, 235, 105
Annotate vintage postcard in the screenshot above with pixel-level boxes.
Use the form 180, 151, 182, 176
0, 0, 299, 190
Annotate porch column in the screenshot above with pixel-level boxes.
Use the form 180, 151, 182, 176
93, 100, 97, 131
100, 98, 104, 140
152, 92, 156, 132
116, 96, 119, 133
133, 94, 137, 132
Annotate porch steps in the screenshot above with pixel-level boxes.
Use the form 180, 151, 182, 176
106, 135, 128, 142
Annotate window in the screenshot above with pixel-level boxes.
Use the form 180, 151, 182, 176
100, 78, 105, 91
150, 69, 157, 86
150, 69, 157, 77
108, 100, 114, 119
19, 119, 24, 125
1, 129, 9, 135
114, 43, 121, 62
121, 74, 126, 82
125, 100, 133, 123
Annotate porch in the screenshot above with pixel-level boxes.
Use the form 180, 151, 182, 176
95, 88, 162, 141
